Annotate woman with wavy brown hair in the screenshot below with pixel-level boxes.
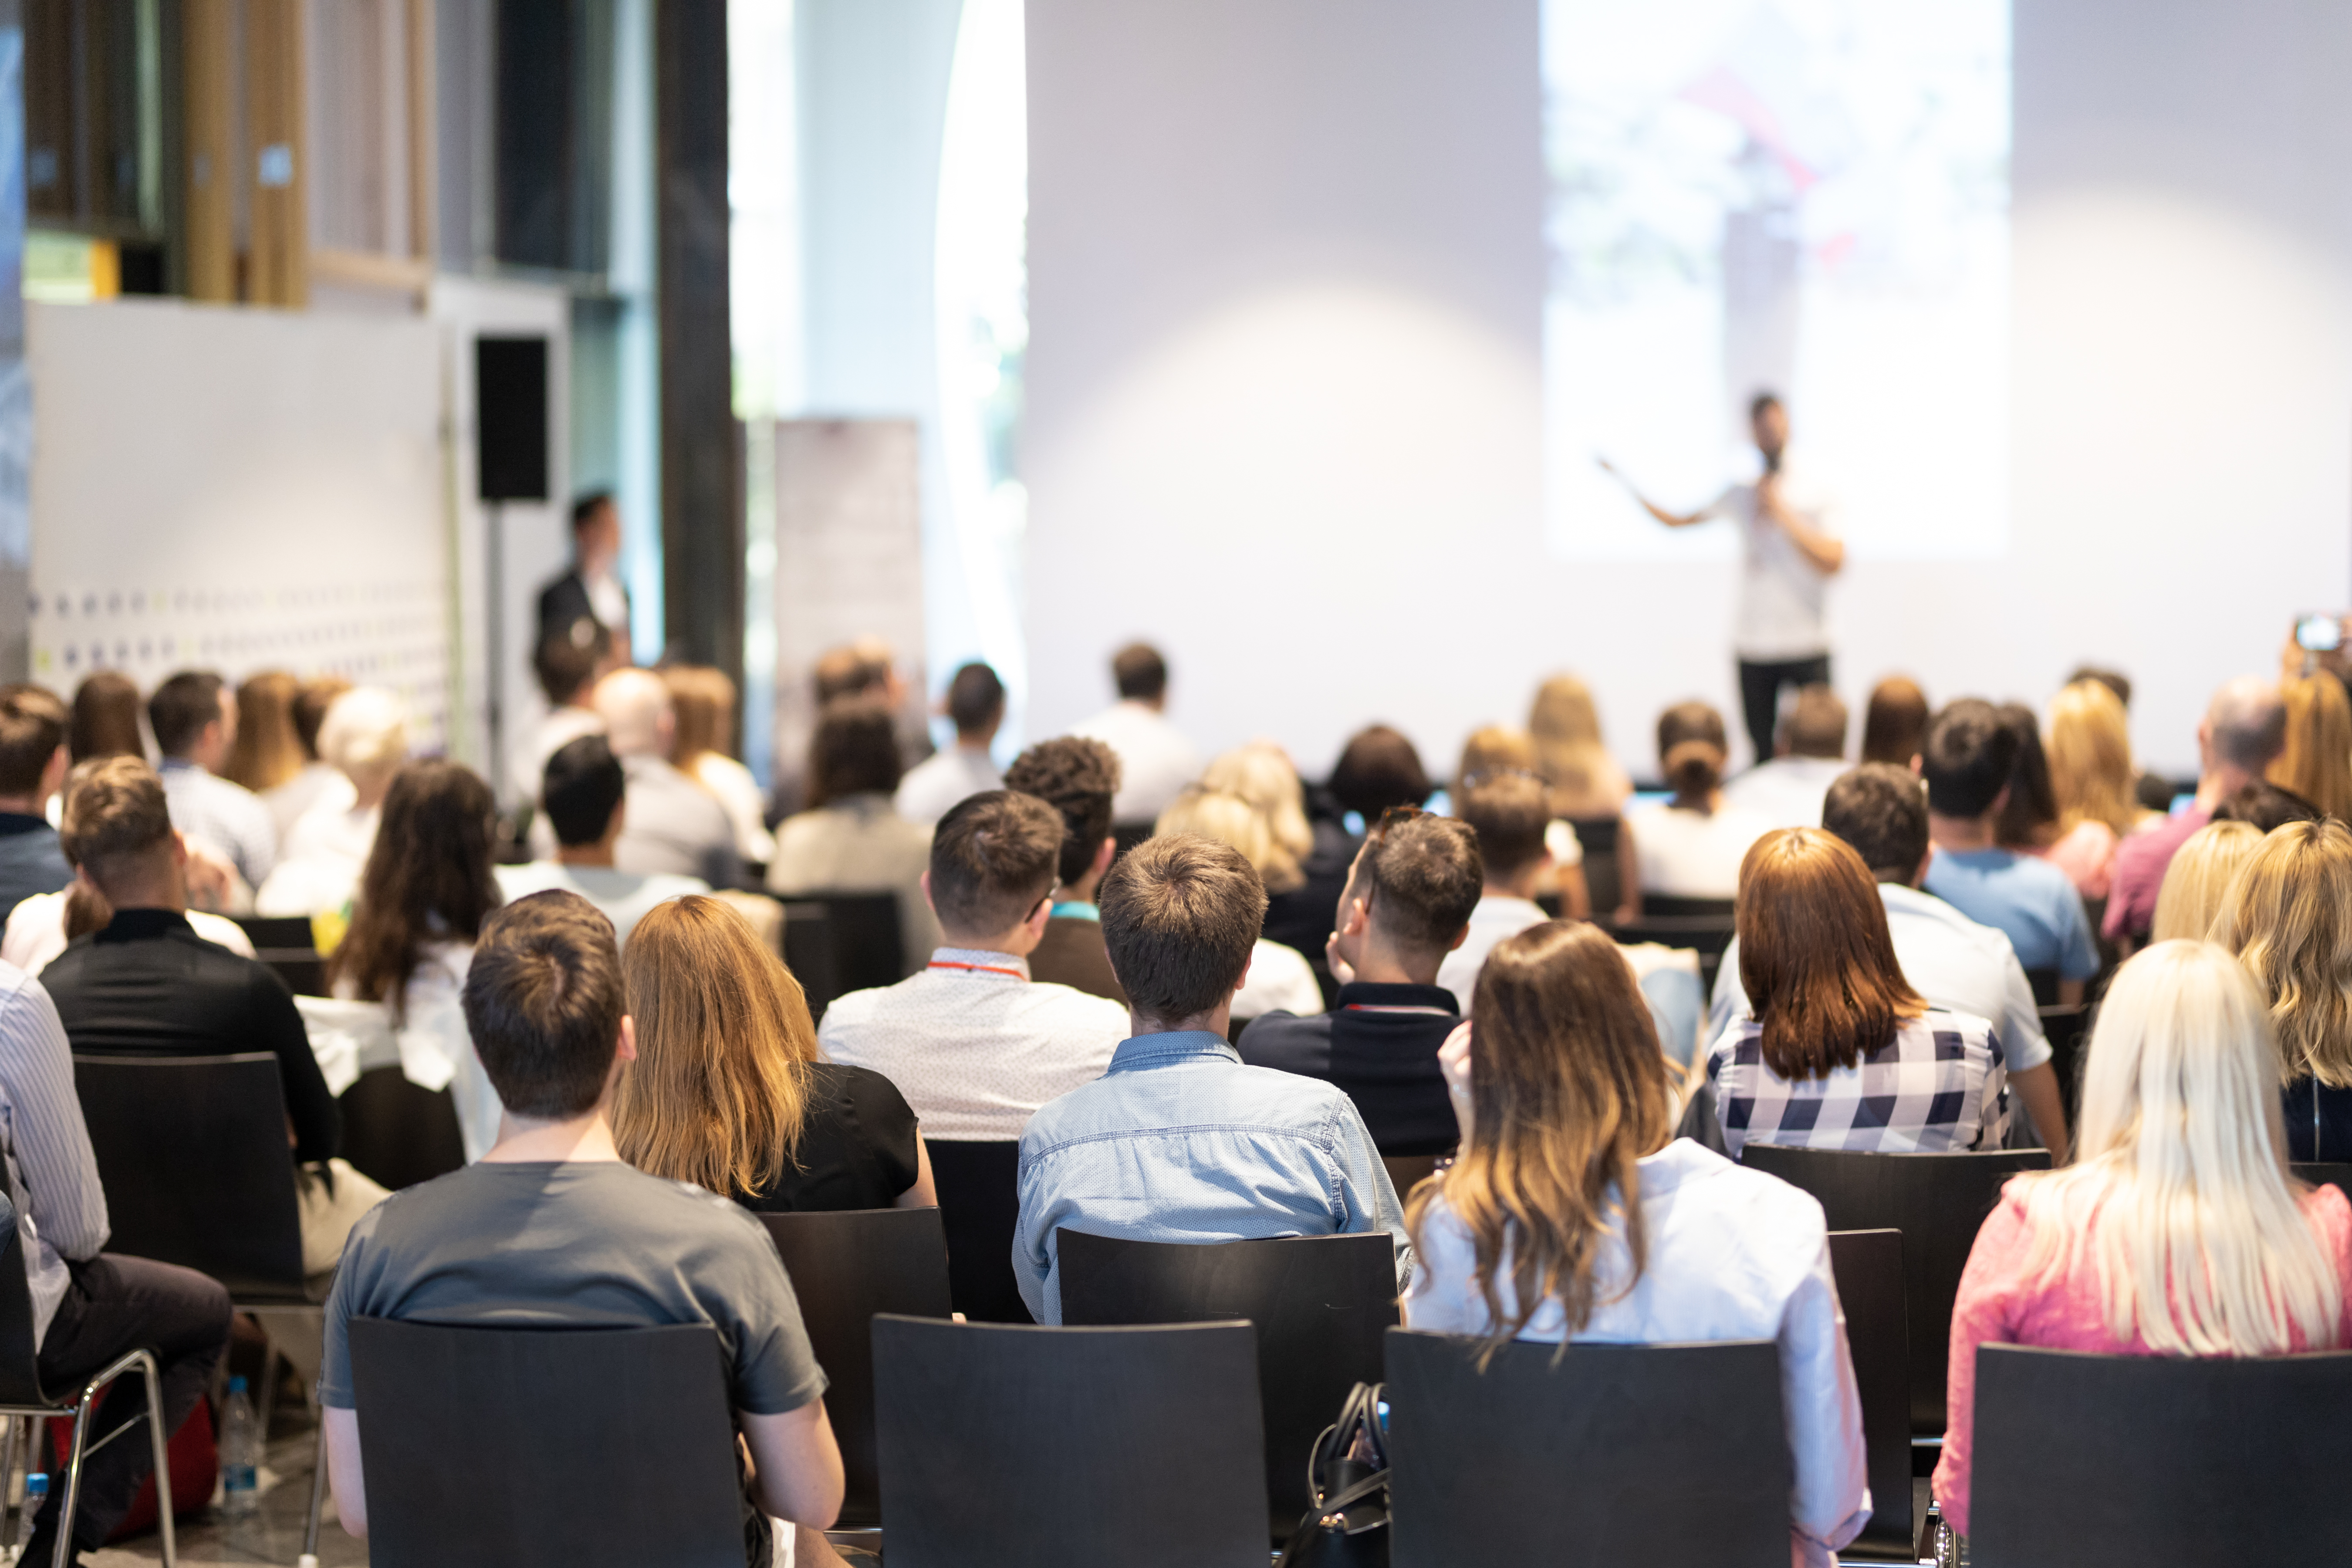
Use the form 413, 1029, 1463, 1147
614, 894, 936, 1212
1403, 920, 1866, 1566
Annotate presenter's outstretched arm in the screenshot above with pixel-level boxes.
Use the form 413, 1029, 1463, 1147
1757, 473, 1845, 575
1597, 457, 1709, 528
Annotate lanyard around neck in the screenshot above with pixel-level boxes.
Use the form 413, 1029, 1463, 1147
929, 960, 1025, 980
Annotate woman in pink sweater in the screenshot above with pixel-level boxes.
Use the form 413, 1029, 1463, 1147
1934, 940, 2352, 1537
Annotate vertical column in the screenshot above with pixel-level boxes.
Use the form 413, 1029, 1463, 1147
244, 0, 305, 307
180, 0, 231, 301
0, 0, 27, 679
654, 0, 738, 682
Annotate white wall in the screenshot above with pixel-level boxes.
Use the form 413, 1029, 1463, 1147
1024, 0, 2352, 779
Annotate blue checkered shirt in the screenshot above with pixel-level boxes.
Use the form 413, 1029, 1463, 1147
1704, 1008, 2009, 1159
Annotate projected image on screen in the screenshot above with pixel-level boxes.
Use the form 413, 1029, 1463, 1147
1544, 0, 2009, 562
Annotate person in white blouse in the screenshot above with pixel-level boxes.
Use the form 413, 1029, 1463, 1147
1071, 643, 1201, 829
255, 687, 409, 917
1152, 787, 1323, 1022
896, 662, 1006, 826
1404, 920, 1869, 1568
663, 664, 777, 867
1626, 701, 1774, 903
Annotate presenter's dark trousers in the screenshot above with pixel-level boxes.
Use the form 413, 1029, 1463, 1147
1737, 654, 1832, 766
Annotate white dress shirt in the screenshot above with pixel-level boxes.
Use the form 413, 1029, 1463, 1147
1070, 701, 1202, 825
1710, 881, 2053, 1072
264, 762, 354, 845
1720, 755, 1848, 830
495, 862, 709, 949
1435, 894, 1550, 1006
1625, 800, 1775, 900
819, 947, 1130, 1140
1233, 938, 1325, 1023
1406, 1139, 1869, 1566
1700, 448, 1841, 660
894, 744, 1004, 826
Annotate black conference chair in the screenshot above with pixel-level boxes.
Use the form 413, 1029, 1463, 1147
758, 1208, 953, 1531
0, 1191, 180, 1568
348, 1319, 746, 1568
2021, 967, 2061, 1007
337, 1065, 466, 1191
1055, 1230, 1397, 1542
924, 1141, 1032, 1322
230, 915, 327, 997
1381, 1152, 1442, 1198
778, 902, 841, 1020
1738, 1144, 2049, 1437
1383, 1328, 1789, 1567
1640, 892, 1737, 920
1825, 1229, 1916, 1561
814, 892, 905, 993
1568, 815, 1624, 916
2291, 1162, 2352, 1205
872, 1315, 1267, 1568
1969, 1343, 2352, 1565
2035, 1003, 2090, 1124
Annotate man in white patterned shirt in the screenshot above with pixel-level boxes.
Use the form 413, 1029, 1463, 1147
819, 790, 1128, 1320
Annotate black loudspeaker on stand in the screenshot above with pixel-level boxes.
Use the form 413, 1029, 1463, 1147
473, 336, 550, 792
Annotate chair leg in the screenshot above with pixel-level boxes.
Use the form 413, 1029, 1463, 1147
135, 1353, 176, 1568
296, 1409, 328, 1568
50, 1395, 91, 1568
255, 1340, 280, 1444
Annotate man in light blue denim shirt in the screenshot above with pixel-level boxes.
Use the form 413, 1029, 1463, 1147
1015, 833, 1410, 1323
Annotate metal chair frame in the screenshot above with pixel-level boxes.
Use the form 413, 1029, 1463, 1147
0, 1348, 179, 1568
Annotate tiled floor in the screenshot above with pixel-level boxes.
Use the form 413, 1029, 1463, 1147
85, 1413, 366, 1568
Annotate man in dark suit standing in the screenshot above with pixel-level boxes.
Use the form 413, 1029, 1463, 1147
537, 491, 632, 654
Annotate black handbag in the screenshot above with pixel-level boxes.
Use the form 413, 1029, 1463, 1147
1274, 1380, 1389, 1568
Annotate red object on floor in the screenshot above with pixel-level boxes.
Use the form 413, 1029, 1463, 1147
42, 1392, 218, 1541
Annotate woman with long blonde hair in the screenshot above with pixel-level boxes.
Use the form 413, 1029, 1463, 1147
1933, 941, 2352, 1537
1527, 674, 1630, 813
1405, 920, 1867, 1566
1200, 742, 1311, 894
2148, 819, 2261, 943
2039, 679, 2147, 902
2210, 818, 2352, 1160
614, 894, 936, 1210
665, 664, 777, 866
2268, 673, 2352, 822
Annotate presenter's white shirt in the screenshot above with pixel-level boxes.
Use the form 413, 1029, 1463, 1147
1703, 449, 1840, 660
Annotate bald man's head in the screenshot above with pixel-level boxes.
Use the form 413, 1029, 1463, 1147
2205, 676, 2287, 772
593, 668, 673, 758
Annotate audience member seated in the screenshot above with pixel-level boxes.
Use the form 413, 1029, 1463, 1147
1920, 699, 2099, 1002
1016, 834, 1407, 1323
666, 665, 777, 867
1327, 723, 1432, 827
1404, 921, 1867, 1568
1238, 810, 1479, 1159
2269, 667, 2352, 821
2210, 777, 2322, 833
1204, 740, 1333, 913
1529, 673, 1638, 922
2211, 820, 2352, 1160
2, 801, 254, 978
1226, 741, 1360, 1001
0, 951, 232, 1568
614, 894, 936, 1213
497, 737, 708, 948
1452, 726, 1587, 918
1723, 683, 1849, 828
895, 661, 1005, 826
1701, 828, 2009, 1157
1626, 701, 1772, 902
1992, 700, 2065, 861
1710, 765, 2069, 1160
821, 790, 1125, 1138
0, 685, 73, 918
42, 757, 382, 1277
2148, 820, 2261, 943
149, 669, 278, 891
768, 699, 941, 968
1933, 941, 2352, 1541
512, 622, 610, 815
223, 671, 302, 798
2105, 675, 2285, 944
1002, 737, 1125, 1004
595, 668, 746, 890
1153, 787, 1325, 1023
320, 891, 848, 1565
263, 673, 355, 842
2041, 679, 2147, 902
1071, 642, 1201, 831
2070, 664, 2180, 814
68, 670, 143, 766
1858, 674, 1929, 767
256, 686, 408, 917
1436, 773, 1553, 1002
327, 761, 505, 1162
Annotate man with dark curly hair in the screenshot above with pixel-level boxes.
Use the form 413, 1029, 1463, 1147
1004, 736, 1127, 1004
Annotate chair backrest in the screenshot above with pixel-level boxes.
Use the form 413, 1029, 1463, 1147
1384, 1328, 1790, 1567
2021, 966, 2061, 1007
872, 1315, 1267, 1568
816, 892, 904, 994
0, 1191, 44, 1406
1599, 915, 1738, 997
2291, 1162, 2352, 1206
1826, 1229, 1912, 1557
348, 1318, 745, 1568
338, 1065, 466, 1191
231, 915, 328, 997
923, 1139, 1031, 1322
2036, 1003, 2090, 1123
73, 1053, 306, 1299
1739, 1145, 2049, 1434
1056, 1229, 1398, 1541
779, 900, 841, 1021
758, 1207, 953, 1528
1640, 892, 1738, 920
1970, 1343, 2352, 1564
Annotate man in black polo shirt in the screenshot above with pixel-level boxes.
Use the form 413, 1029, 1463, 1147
1237, 811, 1481, 1157
41, 756, 377, 1276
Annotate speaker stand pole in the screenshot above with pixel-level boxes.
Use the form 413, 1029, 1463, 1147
485, 499, 504, 798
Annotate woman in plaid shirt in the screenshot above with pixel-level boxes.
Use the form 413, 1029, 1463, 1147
1704, 828, 2010, 1158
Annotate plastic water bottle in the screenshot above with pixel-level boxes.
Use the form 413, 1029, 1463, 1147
16, 1470, 46, 1550
220, 1375, 260, 1519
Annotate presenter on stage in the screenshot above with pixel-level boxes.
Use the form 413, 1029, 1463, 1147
1605, 392, 1845, 765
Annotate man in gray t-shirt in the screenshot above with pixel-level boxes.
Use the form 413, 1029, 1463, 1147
319, 890, 845, 1566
